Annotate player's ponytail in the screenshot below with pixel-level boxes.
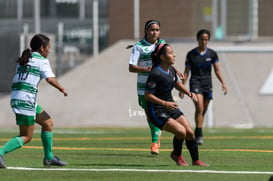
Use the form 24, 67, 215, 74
17, 34, 50, 66
17, 48, 32, 66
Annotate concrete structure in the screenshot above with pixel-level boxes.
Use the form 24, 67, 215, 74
1, 40, 273, 128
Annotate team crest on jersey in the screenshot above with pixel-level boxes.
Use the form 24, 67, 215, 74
206, 58, 212, 61
147, 81, 156, 88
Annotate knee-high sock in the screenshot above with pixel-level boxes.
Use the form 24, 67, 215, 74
41, 131, 54, 160
148, 121, 161, 143
195, 128, 203, 137
0, 136, 24, 156
186, 139, 199, 161
172, 136, 184, 156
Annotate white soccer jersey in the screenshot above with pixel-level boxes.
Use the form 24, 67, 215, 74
129, 38, 165, 95
10, 52, 55, 116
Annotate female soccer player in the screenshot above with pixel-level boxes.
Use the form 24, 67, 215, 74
181, 29, 228, 145
144, 43, 208, 166
128, 20, 166, 155
0, 34, 68, 168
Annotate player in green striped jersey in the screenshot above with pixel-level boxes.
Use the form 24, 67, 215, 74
129, 20, 164, 155
0, 34, 68, 168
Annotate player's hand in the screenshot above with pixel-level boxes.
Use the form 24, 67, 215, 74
165, 101, 178, 110
60, 88, 68, 97
222, 84, 228, 95
189, 93, 198, 102
146, 66, 152, 72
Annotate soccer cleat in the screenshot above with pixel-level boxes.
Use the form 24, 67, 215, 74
150, 143, 159, 155
195, 136, 204, 145
43, 156, 67, 167
0, 155, 6, 169
170, 152, 189, 166
192, 160, 209, 166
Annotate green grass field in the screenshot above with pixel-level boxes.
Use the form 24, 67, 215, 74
0, 128, 273, 181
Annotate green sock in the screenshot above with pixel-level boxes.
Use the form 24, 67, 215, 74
148, 121, 161, 143
41, 131, 54, 160
0, 136, 24, 156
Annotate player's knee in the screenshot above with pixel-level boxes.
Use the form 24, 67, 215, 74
175, 130, 186, 140
23, 136, 32, 144
45, 120, 53, 130
186, 132, 195, 140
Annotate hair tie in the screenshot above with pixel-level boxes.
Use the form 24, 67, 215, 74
156, 43, 166, 54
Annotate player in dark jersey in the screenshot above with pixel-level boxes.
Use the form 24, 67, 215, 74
145, 43, 208, 166
181, 29, 228, 145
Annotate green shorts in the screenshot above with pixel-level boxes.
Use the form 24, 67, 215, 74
138, 95, 147, 110
16, 105, 43, 125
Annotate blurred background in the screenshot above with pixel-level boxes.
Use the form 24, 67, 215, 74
1, 0, 272, 92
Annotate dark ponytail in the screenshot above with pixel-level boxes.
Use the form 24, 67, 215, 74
17, 48, 32, 66
17, 34, 50, 66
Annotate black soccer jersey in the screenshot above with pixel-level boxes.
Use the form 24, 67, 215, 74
145, 65, 183, 129
185, 47, 219, 93
145, 66, 178, 102
185, 47, 219, 79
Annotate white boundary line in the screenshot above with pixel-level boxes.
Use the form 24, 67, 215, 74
6, 167, 273, 175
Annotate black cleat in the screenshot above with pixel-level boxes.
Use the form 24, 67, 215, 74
43, 156, 67, 167
0, 155, 6, 169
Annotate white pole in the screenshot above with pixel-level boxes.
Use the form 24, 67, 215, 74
79, 0, 86, 21
57, 22, 64, 76
212, 0, 218, 39
134, 0, 140, 40
205, 101, 214, 128
93, 0, 99, 57
34, 0, 41, 33
20, 34, 25, 55
19, 24, 29, 55
249, 0, 258, 39
17, 0, 23, 21
220, 0, 227, 39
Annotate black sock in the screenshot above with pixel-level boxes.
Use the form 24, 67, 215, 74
195, 128, 203, 137
172, 136, 184, 156
186, 139, 199, 161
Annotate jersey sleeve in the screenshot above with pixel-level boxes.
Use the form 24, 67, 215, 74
128, 45, 140, 65
212, 50, 219, 64
171, 66, 179, 83
40, 59, 55, 78
145, 72, 158, 94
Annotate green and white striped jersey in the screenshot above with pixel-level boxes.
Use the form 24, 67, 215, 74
129, 38, 165, 95
10, 52, 55, 116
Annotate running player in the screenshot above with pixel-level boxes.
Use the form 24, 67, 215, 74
0, 34, 68, 168
145, 43, 208, 166
180, 29, 228, 145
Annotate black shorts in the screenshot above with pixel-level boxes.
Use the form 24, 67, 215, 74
147, 104, 183, 130
190, 78, 213, 100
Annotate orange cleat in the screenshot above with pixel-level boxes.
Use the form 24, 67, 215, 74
150, 143, 159, 155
